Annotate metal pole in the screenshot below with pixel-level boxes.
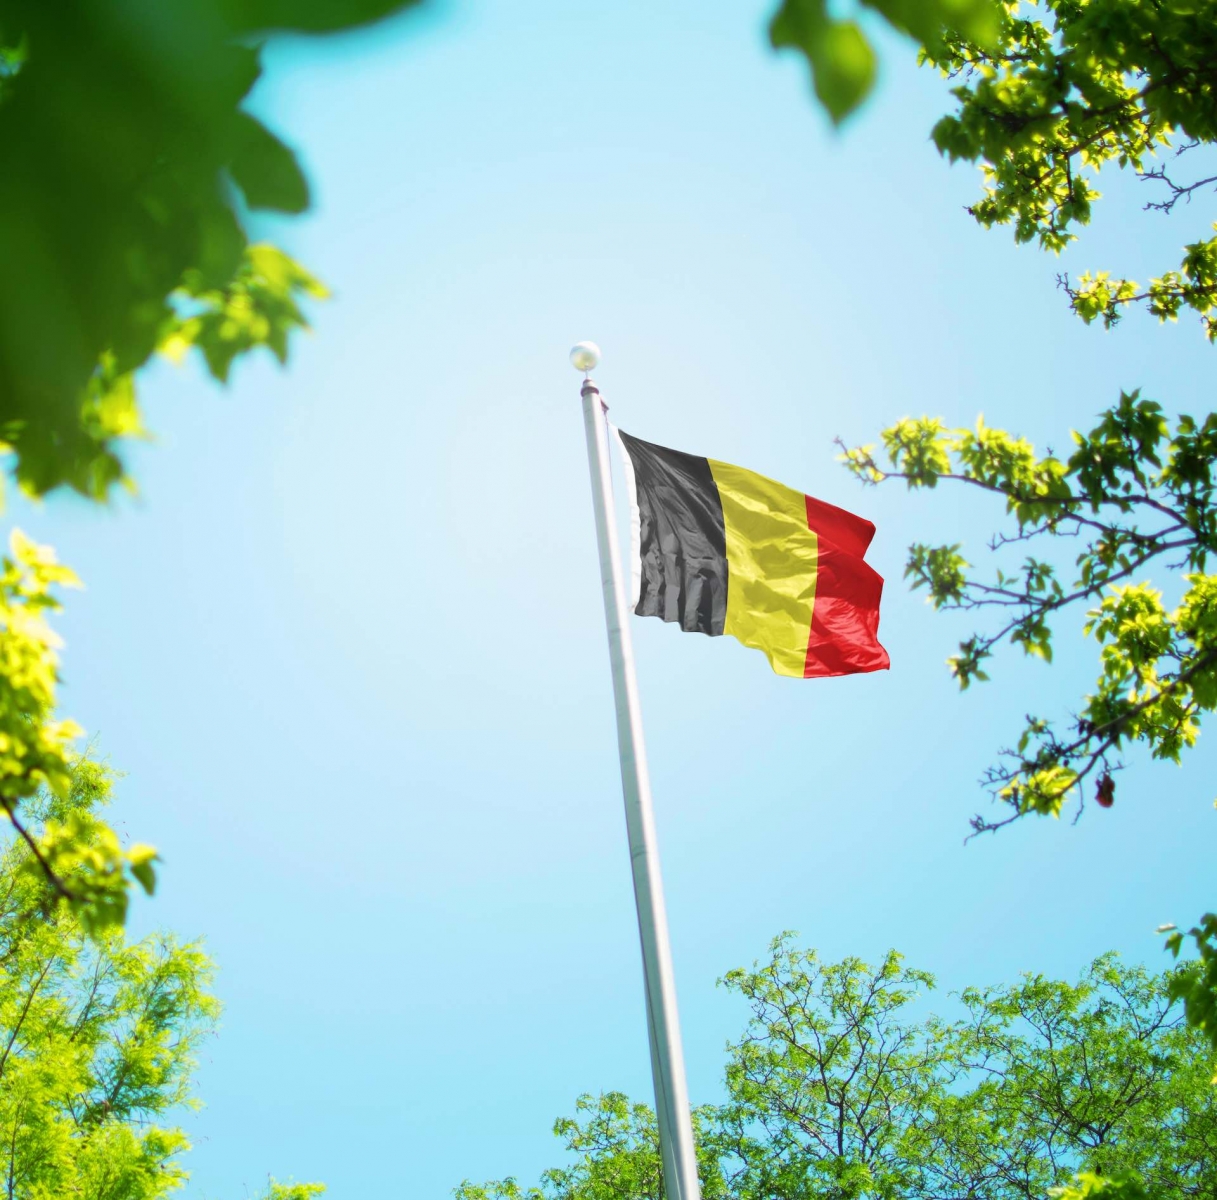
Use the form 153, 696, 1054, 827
578, 366, 702, 1200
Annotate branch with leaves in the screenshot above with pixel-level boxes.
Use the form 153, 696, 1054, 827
841, 392, 1217, 832
1060, 230, 1217, 340
0, 533, 156, 934
925, 0, 1217, 336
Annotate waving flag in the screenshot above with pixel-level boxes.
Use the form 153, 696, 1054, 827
614, 429, 889, 679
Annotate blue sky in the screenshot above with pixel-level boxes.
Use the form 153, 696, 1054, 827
21, 0, 1217, 1194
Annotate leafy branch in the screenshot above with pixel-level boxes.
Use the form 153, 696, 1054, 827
925, 0, 1217, 334
840, 392, 1217, 830
0, 534, 155, 935
1057, 228, 1217, 342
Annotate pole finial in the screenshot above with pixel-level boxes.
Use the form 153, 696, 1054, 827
570, 341, 601, 375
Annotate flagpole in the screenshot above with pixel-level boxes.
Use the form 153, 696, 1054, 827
574, 343, 702, 1200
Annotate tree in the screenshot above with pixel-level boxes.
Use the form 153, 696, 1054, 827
455, 935, 1216, 1200
0, 0, 421, 930
827, 0, 1217, 1049
0, 759, 322, 1197
717, 942, 939, 1199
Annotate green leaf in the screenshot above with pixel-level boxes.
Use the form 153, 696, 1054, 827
772, 0, 877, 124
227, 112, 311, 214
128, 844, 159, 896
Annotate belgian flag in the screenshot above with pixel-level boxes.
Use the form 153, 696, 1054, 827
615, 429, 889, 679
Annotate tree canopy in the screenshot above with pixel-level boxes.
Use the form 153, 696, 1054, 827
0, 761, 322, 1198
455, 935, 1215, 1200
926, 0, 1217, 336
827, 0, 1217, 1054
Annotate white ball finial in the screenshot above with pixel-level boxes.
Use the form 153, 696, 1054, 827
569, 341, 601, 373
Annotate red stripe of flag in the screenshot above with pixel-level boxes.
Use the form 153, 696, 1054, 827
803, 494, 890, 678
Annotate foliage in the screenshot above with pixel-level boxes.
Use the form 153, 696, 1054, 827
454, 1093, 730, 1200
925, 0, 1217, 336
0, 766, 214, 1197
0, 533, 160, 935
1163, 912, 1217, 1074
840, 393, 1217, 1051
717, 939, 938, 1199
259, 1184, 328, 1200
841, 394, 1217, 830
0, 763, 325, 1197
1050, 1173, 1150, 1200
0, 0, 418, 501
456, 936, 1216, 1200
768, 0, 1000, 124
938, 951, 1215, 1194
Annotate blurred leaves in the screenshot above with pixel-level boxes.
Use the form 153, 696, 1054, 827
165, 244, 329, 385
769, 0, 1000, 124
228, 113, 311, 215
0, 0, 419, 500
0, 0, 419, 942
1164, 914, 1217, 1070
1051, 1173, 1151, 1200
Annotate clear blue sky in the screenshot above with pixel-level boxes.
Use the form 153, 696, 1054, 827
24, 0, 1216, 1194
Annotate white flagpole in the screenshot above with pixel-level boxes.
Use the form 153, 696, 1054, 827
573, 342, 702, 1200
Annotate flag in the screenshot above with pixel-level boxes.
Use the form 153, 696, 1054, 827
614, 429, 889, 679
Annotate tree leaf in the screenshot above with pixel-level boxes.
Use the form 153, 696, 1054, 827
227, 112, 311, 214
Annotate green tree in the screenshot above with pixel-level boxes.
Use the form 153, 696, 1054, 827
0, 760, 322, 1198
455, 936, 1216, 1200
827, 0, 1217, 1049
716, 940, 939, 1199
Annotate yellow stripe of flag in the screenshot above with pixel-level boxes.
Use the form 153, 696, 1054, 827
708, 459, 818, 678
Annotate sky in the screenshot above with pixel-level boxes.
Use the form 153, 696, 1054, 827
19, 0, 1217, 1195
